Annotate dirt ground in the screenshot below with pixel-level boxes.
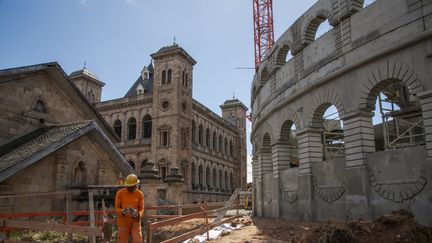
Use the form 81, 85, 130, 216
208, 210, 432, 243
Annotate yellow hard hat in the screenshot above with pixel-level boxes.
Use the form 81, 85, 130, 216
124, 174, 140, 187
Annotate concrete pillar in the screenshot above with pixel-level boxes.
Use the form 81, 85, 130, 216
296, 129, 322, 220
138, 160, 160, 216
270, 141, 290, 218
419, 90, 432, 158
341, 111, 375, 219
164, 168, 185, 205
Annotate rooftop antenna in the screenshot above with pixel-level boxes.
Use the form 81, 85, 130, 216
233, 92, 236, 99
83, 60, 87, 69
173, 35, 176, 44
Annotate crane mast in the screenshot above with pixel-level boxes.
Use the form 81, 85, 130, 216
253, 0, 275, 71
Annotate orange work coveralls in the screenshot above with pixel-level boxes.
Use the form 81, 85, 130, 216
115, 187, 145, 243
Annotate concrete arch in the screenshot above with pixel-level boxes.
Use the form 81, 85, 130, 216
358, 61, 424, 111
303, 8, 336, 45
260, 66, 270, 85
274, 107, 300, 140
275, 39, 294, 66
308, 89, 344, 128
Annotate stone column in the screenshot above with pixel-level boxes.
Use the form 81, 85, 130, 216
164, 168, 185, 205
341, 111, 375, 219
270, 141, 290, 218
296, 128, 322, 220
138, 160, 160, 216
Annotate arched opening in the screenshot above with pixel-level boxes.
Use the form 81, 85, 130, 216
162, 70, 167, 85
313, 105, 344, 161
142, 114, 152, 139
206, 166, 211, 190
219, 169, 223, 191
212, 168, 217, 190
192, 121, 197, 144
128, 160, 136, 170
230, 172, 234, 190
198, 124, 203, 145
280, 120, 299, 167
212, 131, 217, 150
224, 138, 228, 156
127, 117, 137, 140
205, 128, 210, 147
261, 133, 273, 175
191, 163, 196, 189
113, 120, 122, 139
33, 100, 47, 113
305, 14, 333, 42
167, 69, 172, 84
369, 81, 424, 151
224, 171, 228, 190
181, 160, 188, 180
218, 135, 223, 153
198, 165, 203, 190
229, 140, 234, 157
276, 44, 293, 65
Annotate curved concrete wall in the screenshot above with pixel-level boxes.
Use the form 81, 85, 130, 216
251, 0, 432, 225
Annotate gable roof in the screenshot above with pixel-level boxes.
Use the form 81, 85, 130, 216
0, 120, 134, 183
0, 62, 119, 141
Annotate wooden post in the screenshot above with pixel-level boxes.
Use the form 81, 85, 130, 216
66, 193, 72, 243
88, 190, 96, 243
146, 224, 152, 243
204, 202, 209, 241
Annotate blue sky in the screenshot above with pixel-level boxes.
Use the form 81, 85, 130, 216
0, 0, 358, 182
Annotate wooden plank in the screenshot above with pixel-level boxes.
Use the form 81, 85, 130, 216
161, 215, 239, 243
148, 211, 205, 230
2, 219, 101, 235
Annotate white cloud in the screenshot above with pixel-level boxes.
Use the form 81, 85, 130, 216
78, 0, 89, 7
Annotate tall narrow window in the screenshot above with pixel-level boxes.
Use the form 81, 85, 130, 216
167, 69, 172, 84
198, 125, 203, 145
127, 117, 137, 140
128, 161, 136, 170
224, 138, 228, 156
182, 71, 185, 86
213, 132, 217, 150
113, 120, 122, 139
162, 70, 167, 85
160, 129, 170, 146
142, 115, 152, 139
205, 128, 210, 147
229, 140, 234, 157
192, 121, 197, 144
219, 135, 223, 153
185, 73, 189, 87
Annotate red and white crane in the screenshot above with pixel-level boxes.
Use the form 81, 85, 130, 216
253, 0, 275, 71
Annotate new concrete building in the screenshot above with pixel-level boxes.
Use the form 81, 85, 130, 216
251, 0, 432, 225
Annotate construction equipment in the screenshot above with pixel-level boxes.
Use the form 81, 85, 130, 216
253, 0, 275, 70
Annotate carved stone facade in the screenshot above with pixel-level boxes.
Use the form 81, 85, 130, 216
74, 44, 248, 203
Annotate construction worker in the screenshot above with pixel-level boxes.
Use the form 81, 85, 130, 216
115, 174, 144, 243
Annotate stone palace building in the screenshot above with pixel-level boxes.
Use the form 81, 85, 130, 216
70, 44, 248, 203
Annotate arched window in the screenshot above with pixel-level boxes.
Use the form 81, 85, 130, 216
212, 168, 217, 189
127, 117, 137, 140
185, 73, 189, 87
230, 172, 234, 189
142, 115, 152, 139
229, 140, 234, 157
182, 71, 185, 86
162, 70, 167, 85
205, 128, 210, 147
218, 135, 223, 153
224, 138, 228, 156
219, 169, 223, 189
113, 120, 122, 139
167, 69, 172, 84
198, 124, 203, 145
33, 100, 46, 113
191, 163, 196, 188
198, 165, 203, 189
213, 132, 217, 150
224, 171, 228, 189
206, 167, 211, 189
